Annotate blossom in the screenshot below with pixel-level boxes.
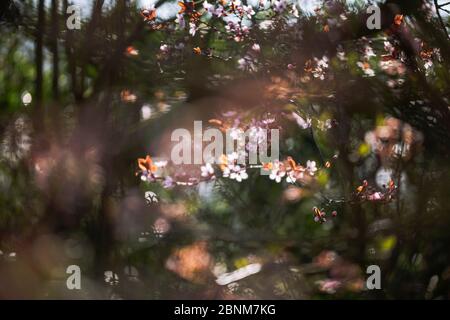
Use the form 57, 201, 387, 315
367, 192, 383, 201
243, 5, 255, 19
311, 56, 329, 80
230, 0, 242, 8
193, 46, 202, 55
286, 170, 297, 184
354, 177, 397, 203
226, 21, 250, 42
140, 104, 152, 120
230, 165, 248, 182
306, 160, 317, 175
165, 242, 212, 283
214, 5, 226, 17
424, 59, 433, 70
203, 0, 215, 14
247, 126, 267, 153
126, 46, 139, 56
313, 207, 326, 223
189, 22, 198, 36
357, 61, 375, 77
363, 45, 376, 59
379, 59, 406, 76
140, 6, 156, 22
222, 166, 232, 177
317, 279, 341, 294
237, 57, 248, 69
316, 55, 329, 68
201, 162, 215, 177
120, 90, 137, 102
251, 43, 261, 53
337, 50, 346, 61
220, 153, 246, 181
384, 41, 395, 55
273, 0, 287, 13
291, 4, 299, 17
138, 155, 157, 174
225, 20, 237, 32
160, 44, 169, 54
394, 14, 403, 26
269, 161, 286, 183
223, 160, 248, 182
175, 13, 186, 29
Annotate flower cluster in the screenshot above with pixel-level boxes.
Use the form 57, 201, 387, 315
136, 154, 321, 188
219, 153, 249, 182
304, 56, 329, 81
264, 157, 317, 184
208, 110, 279, 155
135, 0, 444, 89
353, 179, 397, 203
136, 155, 168, 182
313, 207, 338, 224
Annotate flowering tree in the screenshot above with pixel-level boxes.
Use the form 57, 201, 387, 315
0, 0, 449, 299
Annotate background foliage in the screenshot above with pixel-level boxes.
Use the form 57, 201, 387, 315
0, 0, 449, 299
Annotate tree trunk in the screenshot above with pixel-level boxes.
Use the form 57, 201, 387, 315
34, 0, 45, 127
51, 0, 59, 101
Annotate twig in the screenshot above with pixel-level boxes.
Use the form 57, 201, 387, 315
435, 0, 450, 39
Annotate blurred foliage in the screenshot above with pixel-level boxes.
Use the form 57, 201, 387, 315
0, 0, 449, 300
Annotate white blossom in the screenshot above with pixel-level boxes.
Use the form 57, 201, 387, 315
201, 163, 215, 177
306, 160, 317, 175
